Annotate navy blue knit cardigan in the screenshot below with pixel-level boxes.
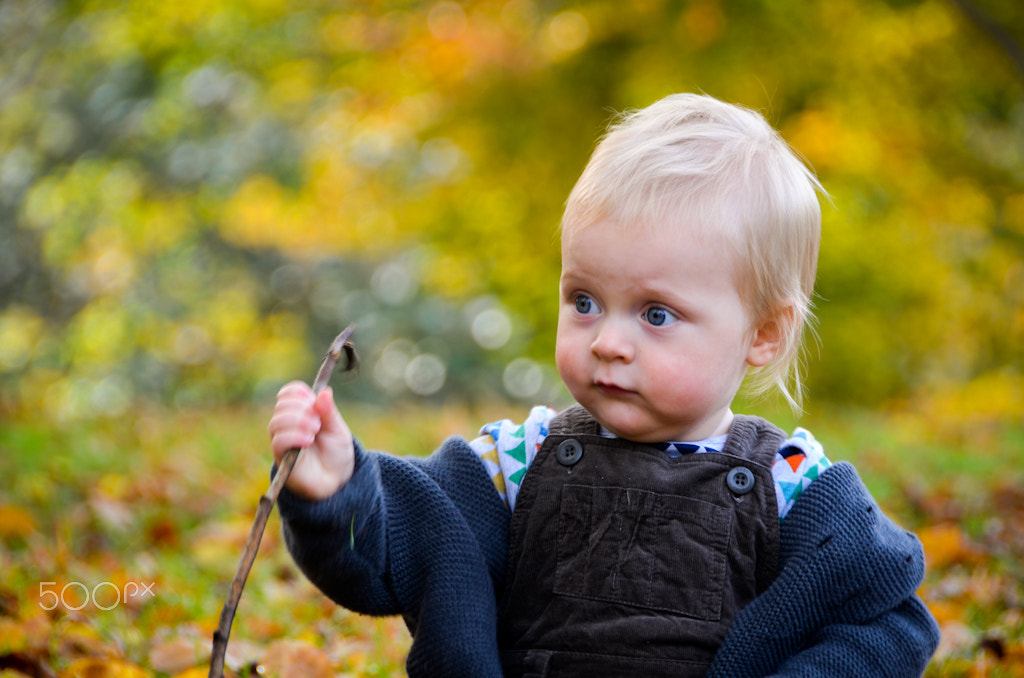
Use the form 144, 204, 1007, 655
277, 435, 939, 677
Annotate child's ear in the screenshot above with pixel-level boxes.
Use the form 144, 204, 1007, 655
747, 307, 790, 368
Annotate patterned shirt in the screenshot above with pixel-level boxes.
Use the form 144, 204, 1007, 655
468, 405, 831, 519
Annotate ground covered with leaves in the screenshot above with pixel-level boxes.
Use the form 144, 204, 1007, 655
0, 404, 1021, 677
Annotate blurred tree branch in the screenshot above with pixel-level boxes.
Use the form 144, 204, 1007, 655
948, 0, 1024, 83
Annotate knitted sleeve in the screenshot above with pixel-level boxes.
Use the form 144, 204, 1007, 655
276, 437, 509, 678
276, 443, 396, 614
706, 462, 940, 677
768, 596, 941, 677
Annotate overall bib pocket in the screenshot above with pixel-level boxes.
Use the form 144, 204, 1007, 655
554, 484, 732, 620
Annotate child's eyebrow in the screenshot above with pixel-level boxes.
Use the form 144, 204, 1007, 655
558, 269, 592, 287
630, 275, 685, 298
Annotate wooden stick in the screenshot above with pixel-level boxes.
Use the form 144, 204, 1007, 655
209, 325, 356, 678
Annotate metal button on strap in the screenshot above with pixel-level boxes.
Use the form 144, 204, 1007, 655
556, 439, 584, 467
726, 467, 755, 495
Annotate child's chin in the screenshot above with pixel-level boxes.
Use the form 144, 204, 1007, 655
588, 404, 655, 441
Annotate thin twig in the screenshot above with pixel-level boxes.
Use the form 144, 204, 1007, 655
209, 325, 357, 678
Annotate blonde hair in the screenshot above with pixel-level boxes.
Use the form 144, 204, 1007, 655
561, 93, 824, 411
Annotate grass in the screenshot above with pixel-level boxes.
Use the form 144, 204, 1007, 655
0, 400, 1021, 676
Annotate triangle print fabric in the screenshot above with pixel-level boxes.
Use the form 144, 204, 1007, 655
469, 406, 556, 511
772, 429, 831, 519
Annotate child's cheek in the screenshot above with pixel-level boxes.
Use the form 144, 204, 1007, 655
557, 331, 581, 391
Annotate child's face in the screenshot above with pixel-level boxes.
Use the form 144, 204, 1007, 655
555, 218, 777, 442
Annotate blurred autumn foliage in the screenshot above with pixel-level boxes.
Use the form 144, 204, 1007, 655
2, 0, 1024, 676
0, 0, 1021, 422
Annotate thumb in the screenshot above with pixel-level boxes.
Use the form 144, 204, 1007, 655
313, 388, 346, 434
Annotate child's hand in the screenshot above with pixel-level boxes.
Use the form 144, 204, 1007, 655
268, 381, 355, 500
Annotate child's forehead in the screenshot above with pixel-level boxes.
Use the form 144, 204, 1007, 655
561, 213, 742, 257
558, 217, 749, 296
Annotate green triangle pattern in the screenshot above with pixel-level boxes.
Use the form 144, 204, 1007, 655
506, 425, 527, 463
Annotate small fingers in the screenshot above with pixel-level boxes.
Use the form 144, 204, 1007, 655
276, 380, 315, 402
269, 413, 320, 452
268, 383, 322, 458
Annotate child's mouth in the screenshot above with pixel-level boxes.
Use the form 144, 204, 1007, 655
596, 381, 634, 397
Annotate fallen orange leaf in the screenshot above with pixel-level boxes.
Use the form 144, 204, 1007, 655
0, 504, 36, 539
54, 620, 121, 661
925, 599, 966, 626
59, 658, 149, 678
918, 523, 980, 569
0, 618, 28, 653
169, 668, 211, 678
149, 636, 209, 674
260, 639, 334, 678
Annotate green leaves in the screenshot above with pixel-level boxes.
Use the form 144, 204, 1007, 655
0, 0, 1021, 421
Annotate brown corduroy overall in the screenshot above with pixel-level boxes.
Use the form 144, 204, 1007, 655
498, 405, 784, 677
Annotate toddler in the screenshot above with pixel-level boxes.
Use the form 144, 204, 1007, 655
268, 93, 939, 677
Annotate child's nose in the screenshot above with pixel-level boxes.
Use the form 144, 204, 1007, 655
590, 319, 635, 363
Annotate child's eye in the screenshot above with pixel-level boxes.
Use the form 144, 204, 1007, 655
574, 294, 598, 314
642, 306, 678, 327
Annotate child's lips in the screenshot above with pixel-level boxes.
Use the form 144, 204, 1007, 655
596, 381, 635, 397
